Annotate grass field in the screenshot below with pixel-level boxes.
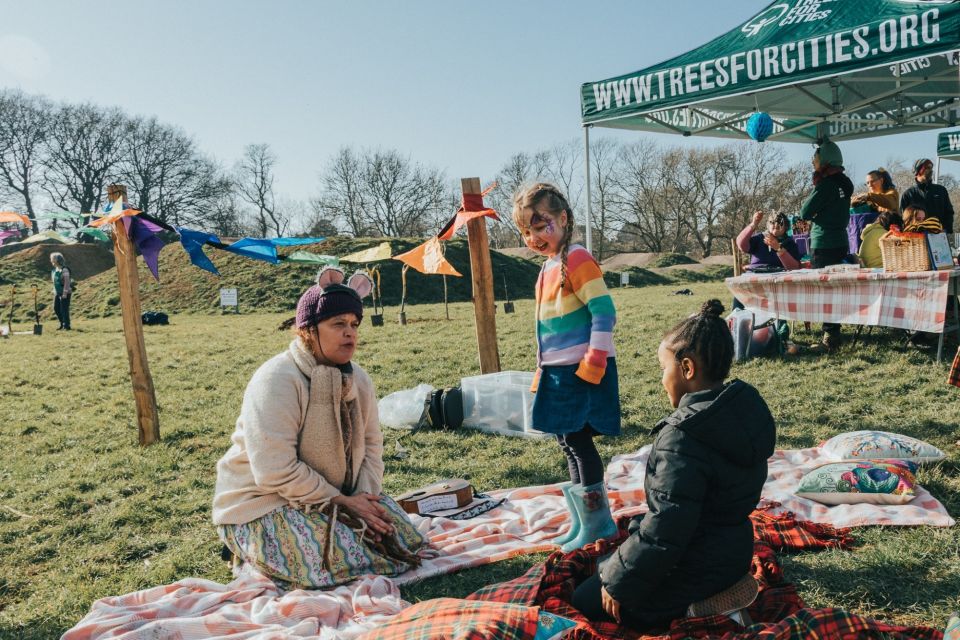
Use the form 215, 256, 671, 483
1, 282, 958, 637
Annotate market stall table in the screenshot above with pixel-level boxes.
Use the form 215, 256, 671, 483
726, 267, 960, 362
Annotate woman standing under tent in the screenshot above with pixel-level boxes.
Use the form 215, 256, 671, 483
799, 142, 853, 353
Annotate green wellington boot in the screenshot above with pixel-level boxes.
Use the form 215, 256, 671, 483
553, 482, 582, 546
560, 481, 617, 553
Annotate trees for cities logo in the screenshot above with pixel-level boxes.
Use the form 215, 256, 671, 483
742, 0, 838, 37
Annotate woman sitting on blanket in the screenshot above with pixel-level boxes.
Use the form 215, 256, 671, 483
572, 300, 777, 630
212, 267, 426, 589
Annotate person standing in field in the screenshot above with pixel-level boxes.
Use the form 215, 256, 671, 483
799, 141, 853, 353
50, 252, 72, 330
512, 182, 621, 553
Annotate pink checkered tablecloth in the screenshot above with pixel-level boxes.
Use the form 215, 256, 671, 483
726, 268, 959, 333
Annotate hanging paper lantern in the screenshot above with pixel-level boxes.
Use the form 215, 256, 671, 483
746, 112, 774, 142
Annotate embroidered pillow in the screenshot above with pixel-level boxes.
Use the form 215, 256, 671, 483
796, 460, 918, 506
821, 430, 945, 464
533, 611, 577, 640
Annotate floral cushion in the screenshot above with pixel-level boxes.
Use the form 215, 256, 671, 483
821, 430, 945, 464
796, 460, 918, 506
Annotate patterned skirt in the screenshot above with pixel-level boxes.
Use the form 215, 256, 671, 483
219, 494, 426, 589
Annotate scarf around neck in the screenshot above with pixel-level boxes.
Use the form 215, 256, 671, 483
287, 338, 361, 494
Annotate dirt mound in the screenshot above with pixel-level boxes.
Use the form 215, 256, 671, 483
0, 244, 115, 284
600, 252, 661, 270
701, 254, 735, 266
493, 246, 539, 261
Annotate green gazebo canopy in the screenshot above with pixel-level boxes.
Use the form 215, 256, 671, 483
581, 0, 960, 142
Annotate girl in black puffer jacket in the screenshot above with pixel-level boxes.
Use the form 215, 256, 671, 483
573, 299, 777, 629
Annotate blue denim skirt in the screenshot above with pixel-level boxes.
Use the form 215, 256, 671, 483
532, 358, 621, 436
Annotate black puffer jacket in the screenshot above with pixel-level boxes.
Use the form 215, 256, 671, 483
600, 380, 776, 614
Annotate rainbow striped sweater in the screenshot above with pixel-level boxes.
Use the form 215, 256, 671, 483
535, 244, 616, 385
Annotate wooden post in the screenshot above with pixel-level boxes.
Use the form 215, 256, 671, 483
463, 177, 500, 373
107, 184, 160, 445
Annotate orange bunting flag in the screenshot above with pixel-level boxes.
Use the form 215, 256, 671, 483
393, 237, 462, 276
89, 197, 142, 228
0, 211, 31, 227
437, 182, 499, 240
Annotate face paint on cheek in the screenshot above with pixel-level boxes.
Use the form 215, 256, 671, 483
544, 219, 556, 235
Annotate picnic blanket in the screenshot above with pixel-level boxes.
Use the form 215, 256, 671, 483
468, 514, 943, 640
64, 446, 952, 639
395, 444, 952, 587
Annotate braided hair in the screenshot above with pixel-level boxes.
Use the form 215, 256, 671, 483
663, 299, 734, 382
512, 182, 575, 288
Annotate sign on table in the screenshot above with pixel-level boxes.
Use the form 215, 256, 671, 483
220, 287, 239, 313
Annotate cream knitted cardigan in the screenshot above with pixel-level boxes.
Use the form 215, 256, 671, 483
212, 339, 384, 526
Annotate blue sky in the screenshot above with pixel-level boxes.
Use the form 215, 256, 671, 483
1, 0, 956, 204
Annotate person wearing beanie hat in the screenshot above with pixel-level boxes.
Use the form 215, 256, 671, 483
799, 140, 854, 353
900, 158, 954, 234
213, 268, 425, 588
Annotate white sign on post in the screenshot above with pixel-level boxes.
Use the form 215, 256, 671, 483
220, 287, 238, 313
620, 272, 630, 286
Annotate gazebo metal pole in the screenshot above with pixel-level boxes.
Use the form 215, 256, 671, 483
583, 124, 593, 255
936, 157, 942, 183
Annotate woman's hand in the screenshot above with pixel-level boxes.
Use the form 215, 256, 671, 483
751, 210, 764, 229
601, 586, 622, 622
763, 233, 781, 252
332, 493, 394, 540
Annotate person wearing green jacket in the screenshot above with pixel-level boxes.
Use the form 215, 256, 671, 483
799, 141, 854, 352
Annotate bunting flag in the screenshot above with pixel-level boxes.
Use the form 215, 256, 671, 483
0, 211, 31, 227
35, 211, 86, 222
77, 227, 110, 242
89, 197, 141, 227
176, 227, 222, 276
222, 237, 326, 264
340, 241, 393, 263
285, 250, 339, 265
437, 183, 499, 240
393, 236, 462, 276
123, 216, 166, 281
0, 229, 21, 246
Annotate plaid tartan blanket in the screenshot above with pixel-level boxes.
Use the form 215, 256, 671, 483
468, 510, 943, 640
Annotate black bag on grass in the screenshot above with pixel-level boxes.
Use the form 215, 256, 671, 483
425, 386, 463, 429
141, 311, 169, 326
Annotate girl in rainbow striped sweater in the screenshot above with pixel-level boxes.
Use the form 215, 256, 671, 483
513, 182, 621, 553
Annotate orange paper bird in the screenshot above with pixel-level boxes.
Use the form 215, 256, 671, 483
0, 211, 31, 227
393, 237, 462, 276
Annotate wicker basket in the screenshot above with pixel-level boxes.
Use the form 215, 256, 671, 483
880, 231, 930, 272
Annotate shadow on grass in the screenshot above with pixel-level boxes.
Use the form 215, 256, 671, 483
780, 552, 960, 625
0, 620, 70, 640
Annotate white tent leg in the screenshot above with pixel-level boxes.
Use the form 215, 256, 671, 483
584, 125, 593, 256
936, 157, 942, 183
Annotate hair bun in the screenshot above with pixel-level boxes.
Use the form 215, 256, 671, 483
700, 299, 725, 318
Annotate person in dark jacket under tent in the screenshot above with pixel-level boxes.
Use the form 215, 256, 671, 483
572, 299, 777, 630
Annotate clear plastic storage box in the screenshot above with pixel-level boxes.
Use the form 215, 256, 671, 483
460, 371, 547, 438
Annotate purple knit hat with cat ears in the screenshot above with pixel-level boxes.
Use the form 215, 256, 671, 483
295, 267, 373, 328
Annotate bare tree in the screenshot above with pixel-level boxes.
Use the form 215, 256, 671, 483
487, 150, 550, 248
207, 190, 249, 238
120, 116, 231, 228
612, 141, 673, 253
235, 143, 289, 237
41, 103, 125, 227
587, 137, 619, 261
0, 91, 51, 233
314, 147, 367, 236
314, 147, 448, 238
